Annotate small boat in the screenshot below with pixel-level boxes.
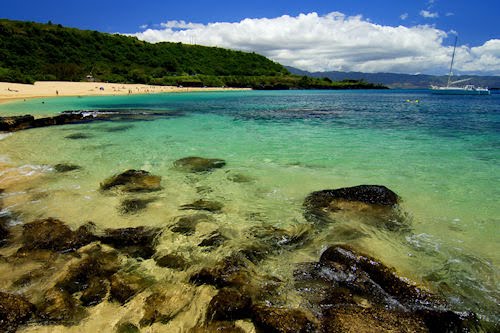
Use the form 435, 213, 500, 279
431, 37, 490, 95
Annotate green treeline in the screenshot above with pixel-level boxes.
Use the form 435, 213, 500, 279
0, 19, 386, 89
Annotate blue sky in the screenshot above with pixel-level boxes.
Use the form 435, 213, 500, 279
2, 0, 499, 75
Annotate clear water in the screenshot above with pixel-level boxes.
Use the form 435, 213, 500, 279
1, 90, 499, 330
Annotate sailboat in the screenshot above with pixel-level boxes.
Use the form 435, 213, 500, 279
431, 37, 490, 95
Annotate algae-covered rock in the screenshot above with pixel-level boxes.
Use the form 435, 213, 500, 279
119, 197, 156, 215
207, 287, 252, 322
173, 156, 226, 173
251, 304, 318, 333
37, 288, 87, 325
54, 163, 82, 172
100, 169, 161, 192
198, 231, 228, 249
99, 226, 161, 259
115, 322, 140, 333
189, 321, 245, 333
109, 271, 155, 304
154, 253, 189, 270
190, 254, 252, 289
171, 214, 214, 236
181, 199, 224, 213
20, 218, 95, 252
0, 291, 36, 333
139, 289, 193, 326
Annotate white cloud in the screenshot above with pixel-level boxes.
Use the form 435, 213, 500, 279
400, 13, 409, 20
130, 12, 500, 75
139, 24, 148, 29
420, 10, 439, 18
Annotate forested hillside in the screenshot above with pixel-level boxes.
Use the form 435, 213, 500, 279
0, 19, 386, 89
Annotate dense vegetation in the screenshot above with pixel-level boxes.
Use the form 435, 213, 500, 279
0, 19, 386, 89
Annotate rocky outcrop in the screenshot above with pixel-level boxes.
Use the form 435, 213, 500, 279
173, 156, 226, 173
0, 113, 92, 132
100, 170, 162, 192
98, 226, 162, 259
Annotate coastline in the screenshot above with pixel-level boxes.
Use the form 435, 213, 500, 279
0, 81, 250, 104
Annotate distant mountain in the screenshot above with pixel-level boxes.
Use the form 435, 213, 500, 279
285, 66, 500, 89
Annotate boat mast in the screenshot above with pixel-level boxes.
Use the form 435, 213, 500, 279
447, 36, 458, 87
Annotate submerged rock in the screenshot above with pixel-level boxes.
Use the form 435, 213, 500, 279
53, 163, 82, 172
154, 253, 189, 270
198, 231, 228, 250
20, 218, 95, 252
171, 214, 214, 236
115, 322, 140, 333
37, 288, 87, 325
173, 156, 226, 173
303, 185, 407, 230
140, 289, 193, 326
98, 226, 162, 259
0, 291, 36, 333
109, 271, 155, 304
190, 254, 252, 289
65, 133, 92, 140
100, 169, 162, 192
119, 197, 156, 215
189, 321, 246, 333
181, 199, 224, 213
207, 287, 252, 322
251, 304, 319, 333
293, 245, 480, 332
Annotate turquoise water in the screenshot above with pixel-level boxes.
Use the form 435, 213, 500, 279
1, 90, 499, 329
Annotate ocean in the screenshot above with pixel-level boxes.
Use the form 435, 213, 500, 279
0, 89, 498, 331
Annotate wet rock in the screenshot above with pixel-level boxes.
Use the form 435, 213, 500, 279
0, 219, 8, 247
237, 244, 272, 264
119, 197, 156, 215
38, 288, 87, 325
199, 231, 228, 249
181, 199, 224, 213
98, 226, 161, 259
190, 254, 252, 289
115, 322, 140, 333
154, 253, 188, 270
0, 115, 35, 131
173, 156, 226, 173
251, 304, 319, 333
207, 287, 252, 322
140, 290, 193, 326
109, 271, 155, 304
55, 245, 120, 303
54, 163, 82, 172
250, 224, 311, 251
171, 214, 214, 236
189, 321, 246, 333
65, 132, 93, 140
0, 291, 36, 333
322, 305, 427, 333
20, 218, 95, 252
100, 169, 162, 192
303, 185, 406, 230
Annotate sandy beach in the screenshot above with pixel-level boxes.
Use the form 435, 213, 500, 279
0, 81, 249, 103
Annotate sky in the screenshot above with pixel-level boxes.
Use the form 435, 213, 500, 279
2, 0, 499, 75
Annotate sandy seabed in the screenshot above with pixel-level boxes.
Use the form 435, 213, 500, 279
0, 81, 249, 103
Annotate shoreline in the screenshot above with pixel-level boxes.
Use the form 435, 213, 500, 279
0, 81, 250, 104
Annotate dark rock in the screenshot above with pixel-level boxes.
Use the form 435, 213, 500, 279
119, 197, 156, 215
115, 322, 140, 333
207, 287, 252, 321
0, 115, 35, 132
54, 163, 82, 172
109, 271, 155, 304
181, 199, 224, 213
154, 253, 188, 270
100, 169, 162, 192
173, 156, 226, 173
79, 277, 109, 307
190, 254, 251, 289
65, 133, 93, 140
55, 245, 120, 297
99, 226, 161, 259
304, 185, 399, 209
189, 321, 246, 333
20, 218, 94, 252
250, 225, 311, 251
251, 304, 319, 333
37, 288, 87, 325
171, 214, 214, 236
0, 219, 8, 247
0, 291, 36, 333
322, 305, 428, 333
198, 231, 228, 249
237, 244, 272, 264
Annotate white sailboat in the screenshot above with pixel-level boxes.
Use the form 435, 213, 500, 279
431, 37, 490, 95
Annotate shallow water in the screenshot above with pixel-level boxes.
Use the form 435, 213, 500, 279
0, 90, 499, 331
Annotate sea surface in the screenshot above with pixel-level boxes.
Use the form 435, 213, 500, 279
0, 90, 499, 331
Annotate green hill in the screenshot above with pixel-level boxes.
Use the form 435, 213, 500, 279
0, 19, 386, 90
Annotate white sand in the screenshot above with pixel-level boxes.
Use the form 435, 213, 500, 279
0, 81, 249, 103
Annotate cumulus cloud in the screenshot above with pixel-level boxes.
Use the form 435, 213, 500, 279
420, 10, 439, 18
130, 12, 500, 75
400, 13, 409, 20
